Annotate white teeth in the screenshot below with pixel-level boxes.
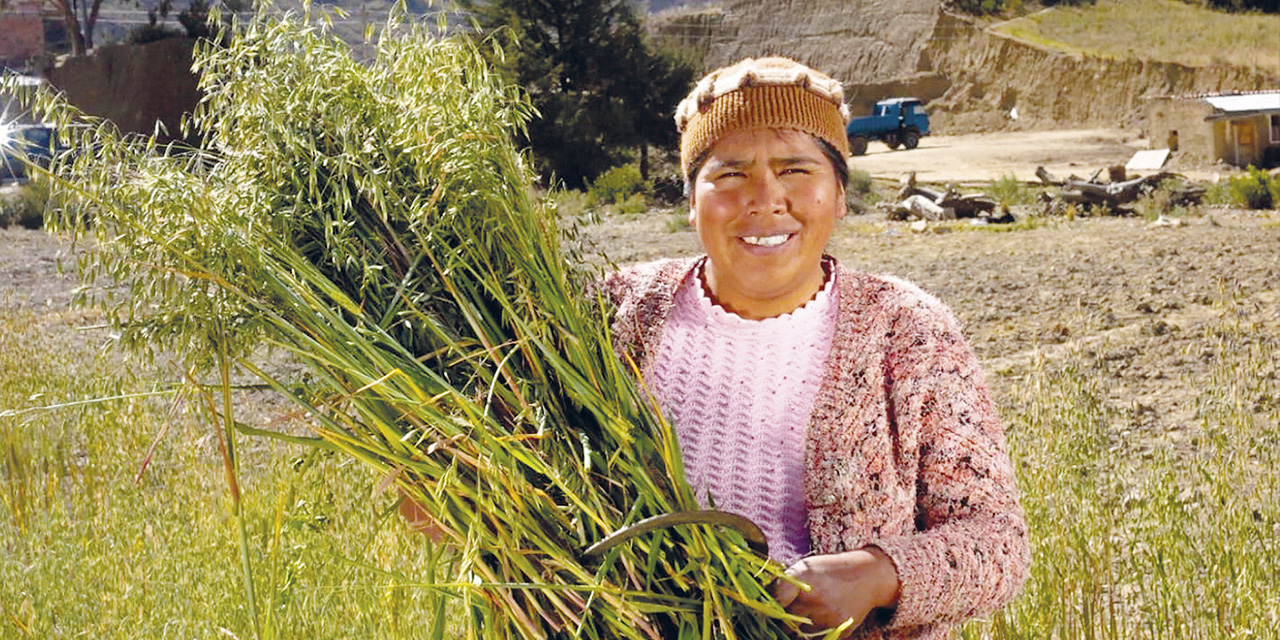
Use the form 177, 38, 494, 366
742, 234, 791, 247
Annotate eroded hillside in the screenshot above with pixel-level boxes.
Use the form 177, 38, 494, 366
654, 1, 1279, 136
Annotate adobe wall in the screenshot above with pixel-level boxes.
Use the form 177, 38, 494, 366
1144, 98, 1216, 164
44, 37, 201, 143
0, 1, 45, 69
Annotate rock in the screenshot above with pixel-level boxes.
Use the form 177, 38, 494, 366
1148, 215, 1187, 228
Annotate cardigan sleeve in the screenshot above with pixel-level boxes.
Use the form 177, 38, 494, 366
870, 290, 1030, 631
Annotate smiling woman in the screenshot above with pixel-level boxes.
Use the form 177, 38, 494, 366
601, 57, 1031, 638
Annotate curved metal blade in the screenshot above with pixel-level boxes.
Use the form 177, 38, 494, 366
582, 509, 770, 560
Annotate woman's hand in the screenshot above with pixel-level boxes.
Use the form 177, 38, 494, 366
772, 546, 901, 633
398, 491, 447, 543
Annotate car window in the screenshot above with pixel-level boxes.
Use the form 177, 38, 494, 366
23, 128, 54, 148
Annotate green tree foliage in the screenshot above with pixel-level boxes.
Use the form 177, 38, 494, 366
948, 0, 1097, 15
459, 0, 697, 189
1199, 0, 1280, 12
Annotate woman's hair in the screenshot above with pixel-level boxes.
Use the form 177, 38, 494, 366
682, 134, 850, 199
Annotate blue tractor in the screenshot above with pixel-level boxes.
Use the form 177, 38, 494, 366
845, 97, 930, 156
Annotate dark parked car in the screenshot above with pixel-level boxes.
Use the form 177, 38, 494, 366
1, 123, 59, 183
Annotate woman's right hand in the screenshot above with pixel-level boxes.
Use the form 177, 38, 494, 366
398, 492, 447, 542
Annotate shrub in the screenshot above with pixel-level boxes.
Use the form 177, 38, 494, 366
1227, 166, 1280, 210
666, 208, 692, 232
1136, 177, 1198, 220
1204, 180, 1233, 205
588, 163, 648, 206
615, 192, 649, 215
549, 188, 593, 220
949, 0, 1093, 15
125, 24, 185, 45
948, 0, 1025, 15
848, 168, 874, 195
987, 174, 1035, 208
0, 182, 48, 229
845, 168, 880, 212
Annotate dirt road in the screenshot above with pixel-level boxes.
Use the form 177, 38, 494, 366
848, 128, 1186, 183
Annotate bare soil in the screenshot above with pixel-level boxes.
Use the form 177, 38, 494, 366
846, 128, 1219, 184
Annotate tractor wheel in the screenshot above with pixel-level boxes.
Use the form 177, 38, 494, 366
884, 133, 901, 150
849, 135, 868, 156
902, 129, 920, 150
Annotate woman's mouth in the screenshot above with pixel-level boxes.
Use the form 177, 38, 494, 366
741, 233, 793, 248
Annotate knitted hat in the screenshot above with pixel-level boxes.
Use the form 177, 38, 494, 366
675, 57, 851, 178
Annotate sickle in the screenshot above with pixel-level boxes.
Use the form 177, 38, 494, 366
583, 509, 770, 561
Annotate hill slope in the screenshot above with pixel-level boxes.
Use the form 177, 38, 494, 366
994, 0, 1280, 73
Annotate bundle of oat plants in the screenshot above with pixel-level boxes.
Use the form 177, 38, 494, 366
32, 6, 830, 639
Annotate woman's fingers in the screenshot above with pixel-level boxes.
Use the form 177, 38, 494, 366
770, 575, 803, 608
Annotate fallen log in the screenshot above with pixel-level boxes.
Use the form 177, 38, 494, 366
1059, 172, 1180, 211
894, 194, 955, 221
894, 172, 997, 219
1035, 166, 1062, 186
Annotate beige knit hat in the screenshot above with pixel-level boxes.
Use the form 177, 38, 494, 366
675, 57, 851, 178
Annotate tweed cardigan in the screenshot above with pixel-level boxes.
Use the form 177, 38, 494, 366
601, 257, 1029, 639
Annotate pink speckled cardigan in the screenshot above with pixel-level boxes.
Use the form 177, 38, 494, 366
602, 257, 1029, 639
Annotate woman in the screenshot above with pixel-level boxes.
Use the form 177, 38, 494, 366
601, 57, 1029, 638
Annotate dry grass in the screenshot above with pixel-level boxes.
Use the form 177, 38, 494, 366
994, 0, 1280, 72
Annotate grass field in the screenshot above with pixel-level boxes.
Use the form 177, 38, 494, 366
0, 304, 448, 638
2, 226, 1278, 638
993, 0, 1280, 72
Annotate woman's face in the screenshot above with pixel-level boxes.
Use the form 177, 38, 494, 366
689, 128, 845, 319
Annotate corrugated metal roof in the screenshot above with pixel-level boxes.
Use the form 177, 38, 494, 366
1203, 92, 1280, 114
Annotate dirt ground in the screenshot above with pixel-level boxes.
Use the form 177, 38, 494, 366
4, 128, 1278, 445
846, 128, 1218, 184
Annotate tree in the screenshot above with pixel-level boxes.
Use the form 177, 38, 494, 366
1202, 0, 1280, 12
458, 0, 697, 188
45, 0, 104, 55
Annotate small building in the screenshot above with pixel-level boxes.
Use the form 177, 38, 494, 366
1204, 91, 1280, 169
0, 0, 46, 70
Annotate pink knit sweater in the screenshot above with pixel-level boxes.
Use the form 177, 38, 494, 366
645, 262, 838, 565
602, 257, 1029, 639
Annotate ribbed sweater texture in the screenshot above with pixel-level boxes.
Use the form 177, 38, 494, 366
646, 263, 837, 565
602, 256, 1029, 640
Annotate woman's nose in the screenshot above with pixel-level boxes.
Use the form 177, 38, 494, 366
748, 172, 786, 215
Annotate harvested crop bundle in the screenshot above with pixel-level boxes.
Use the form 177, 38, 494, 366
34, 7, 827, 639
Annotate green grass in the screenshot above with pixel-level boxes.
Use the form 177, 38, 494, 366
961, 296, 1280, 638
0, 305, 451, 639
993, 0, 1280, 72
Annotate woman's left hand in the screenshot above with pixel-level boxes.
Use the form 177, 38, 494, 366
772, 546, 901, 632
